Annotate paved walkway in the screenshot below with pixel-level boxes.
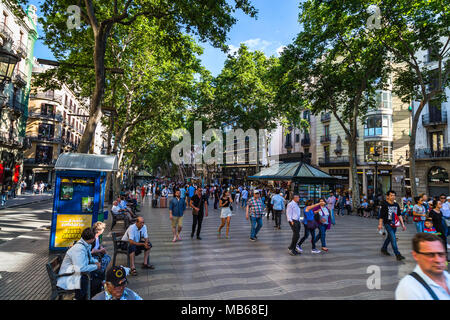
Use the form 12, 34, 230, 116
0, 192, 52, 210
0, 196, 447, 300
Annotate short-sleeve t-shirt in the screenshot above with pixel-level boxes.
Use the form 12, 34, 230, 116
380, 201, 401, 226
413, 204, 426, 221
122, 224, 148, 243
220, 196, 231, 207
191, 194, 206, 214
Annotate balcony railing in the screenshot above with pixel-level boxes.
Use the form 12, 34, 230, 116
301, 138, 311, 147
13, 69, 27, 85
28, 111, 63, 122
415, 148, 450, 160
29, 92, 63, 104
0, 22, 13, 40
321, 113, 331, 122
0, 132, 25, 147
364, 154, 393, 163
15, 41, 27, 58
28, 135, 63, 144
319, 156, 350, 166
320, 135, 331, 143
7, 97, 27, 114
422, 110, 447, 126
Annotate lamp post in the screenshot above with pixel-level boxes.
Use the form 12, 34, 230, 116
372, 147, 381, 205
0, 46, 20, 106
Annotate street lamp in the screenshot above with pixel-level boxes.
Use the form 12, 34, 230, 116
0, 47, 20, 105
372, 146, 381, 205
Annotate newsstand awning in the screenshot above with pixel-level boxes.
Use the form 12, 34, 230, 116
248, 161, 337, 184
55, 153, 118, 172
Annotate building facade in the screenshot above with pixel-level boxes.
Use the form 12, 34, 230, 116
413, 41, 450, 197
314, 88, 411, 199
0, 3, 37, 191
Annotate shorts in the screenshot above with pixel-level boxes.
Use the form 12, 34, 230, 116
128, 242, 152, 256
220, 207, 232, 218
171, 216, 184, 228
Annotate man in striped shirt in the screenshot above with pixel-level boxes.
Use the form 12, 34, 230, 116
246, 190, 265, 241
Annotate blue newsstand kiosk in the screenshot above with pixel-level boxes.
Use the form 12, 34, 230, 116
49, 153, 118, 251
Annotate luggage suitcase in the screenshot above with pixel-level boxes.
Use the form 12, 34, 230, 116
160, 197, 167, 208
152, 199, 158, 208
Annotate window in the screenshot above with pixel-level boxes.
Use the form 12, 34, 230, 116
38, 123, 54, 139
324, 145, 330, 160
364, 141, 393, 162
295, 134, 300, 143
374, 91, 392, 110
428, 167, 449, 184
41, 103, 55, 115
364, 115, 391, 137
35, 145, 53, 164
324, 125, 330, 137
430, 132, 444, 152
304, 147, 310, 155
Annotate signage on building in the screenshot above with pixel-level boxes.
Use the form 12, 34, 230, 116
54, 214, 93, 247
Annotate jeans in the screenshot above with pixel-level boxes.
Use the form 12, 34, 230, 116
74, 272, 103, 300
1, 194, 6, 206
242, 198, 248, 208
274, 210, 282, 227
315, 224, 327, 247
288, 220, 301, 251
214, 197, 219, 209
298, 226, 316, 250
414, 220, 424, 233
192, 213, 204, 237
250, 216, 263, 239
382, 224, 401, 256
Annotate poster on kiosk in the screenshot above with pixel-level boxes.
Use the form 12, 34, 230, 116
49, 153, 118, 251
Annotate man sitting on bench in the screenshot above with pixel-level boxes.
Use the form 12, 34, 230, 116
121, 216, 154, 276
112, 200, 134, 225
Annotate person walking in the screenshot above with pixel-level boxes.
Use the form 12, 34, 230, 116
218, 190, 233, 238
297, 200, 320, 254
141, 185, 146, 202
395, 233, 450, 300
286, 194, 301, 256
429, 200, 448, 258
313, 198, 332, 252
271, 191, 285, 229
190, 187, 208, 240
169, 190, 186, 242
413, 195, 427, 233
241, 188, 249, 208
246, 190, 264, 242
234, 188, 241, 210
378, 190, 407, 261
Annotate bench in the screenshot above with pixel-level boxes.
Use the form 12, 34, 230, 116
46, 255, 91, 300
112, 232, 130, 267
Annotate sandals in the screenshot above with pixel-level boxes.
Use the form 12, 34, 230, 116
142, 264, 155, 270
130, 268, 137, 276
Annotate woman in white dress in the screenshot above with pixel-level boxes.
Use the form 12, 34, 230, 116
218, 191, 233, 239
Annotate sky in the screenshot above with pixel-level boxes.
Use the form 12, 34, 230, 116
29, 0, 304, 77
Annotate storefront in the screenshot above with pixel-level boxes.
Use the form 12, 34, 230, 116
249, 161, 337, 207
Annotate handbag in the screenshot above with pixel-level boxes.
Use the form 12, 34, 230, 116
306, 219, 318, 229
413, 215, 422, 222
314, 212, 321, 223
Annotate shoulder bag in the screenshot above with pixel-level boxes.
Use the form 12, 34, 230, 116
409, 272, 439, 300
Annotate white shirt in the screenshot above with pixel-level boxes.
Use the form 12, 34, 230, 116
122, 224, 148, 243
286, 200, 301, 222
111, 205, 121, 215
441, 201, 450, 219
395, 265, 450, 300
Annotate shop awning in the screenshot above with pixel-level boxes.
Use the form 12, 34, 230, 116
248, 161, 337, 184
55, 153, 118, 172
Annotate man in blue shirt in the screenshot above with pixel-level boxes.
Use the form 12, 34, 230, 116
271, 191, 286, 229
169, 190, 186, 242
187, 184, 195, 208
241, 188, 249, 208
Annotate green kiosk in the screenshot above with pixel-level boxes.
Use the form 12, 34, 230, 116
49, 153, 118, 251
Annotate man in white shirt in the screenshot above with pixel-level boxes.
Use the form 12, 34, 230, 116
122, 217, 153, 274
286, 195, 301, 256
395, 233, 450, 300
111, 200, 133, 224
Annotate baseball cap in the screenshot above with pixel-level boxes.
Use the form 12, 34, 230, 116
106, 266, 128, 286
447, 196, 450, 200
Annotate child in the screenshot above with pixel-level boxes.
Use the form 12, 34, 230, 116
402, 200, 413, 224
423, 218, 441, 235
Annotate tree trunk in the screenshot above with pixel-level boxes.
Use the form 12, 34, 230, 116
348, 137, 359, 214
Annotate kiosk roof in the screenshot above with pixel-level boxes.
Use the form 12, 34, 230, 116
55, 153, 118, 172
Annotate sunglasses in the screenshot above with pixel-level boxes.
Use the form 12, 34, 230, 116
416, 251, 447, 258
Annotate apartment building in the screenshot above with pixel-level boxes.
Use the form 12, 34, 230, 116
0, 3, 37, 189
23, 61, 107, 187
315, 89, 411, 199
413, 42, 450, 196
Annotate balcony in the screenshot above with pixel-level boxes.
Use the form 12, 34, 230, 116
422, 110, 447, 126
29, 92, 63, 104
28, 111, 63, 122
0, 22, 13, 41
301, 137, 311, 147
6, 97, 27, 114
415, 148, 450, 160
319, 156, 350, 167
320, 135, 331, 143
364, 154, 393, 164
28, 135, 63, 144
23, 158, 57, 166
15, 41, 28, 58
0, 132, 25, 148
13, 69, 27, 86
321, 112, 331, 122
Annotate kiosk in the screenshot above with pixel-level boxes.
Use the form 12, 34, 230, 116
49, 153, 118, 251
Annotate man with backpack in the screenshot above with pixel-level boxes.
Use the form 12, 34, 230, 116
378, 190, 407, 261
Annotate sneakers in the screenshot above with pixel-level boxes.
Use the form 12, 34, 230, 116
396, 254, 406, 261
250, 237, 256, 242
295, 245, 303, 253
288, 249, 297, 256
381, 249, 391, 256
311, 249, 321, 254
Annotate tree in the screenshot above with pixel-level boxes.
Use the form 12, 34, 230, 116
38, 0, 257, 153
275, 0, 390, 207
373, 0, 450, 196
